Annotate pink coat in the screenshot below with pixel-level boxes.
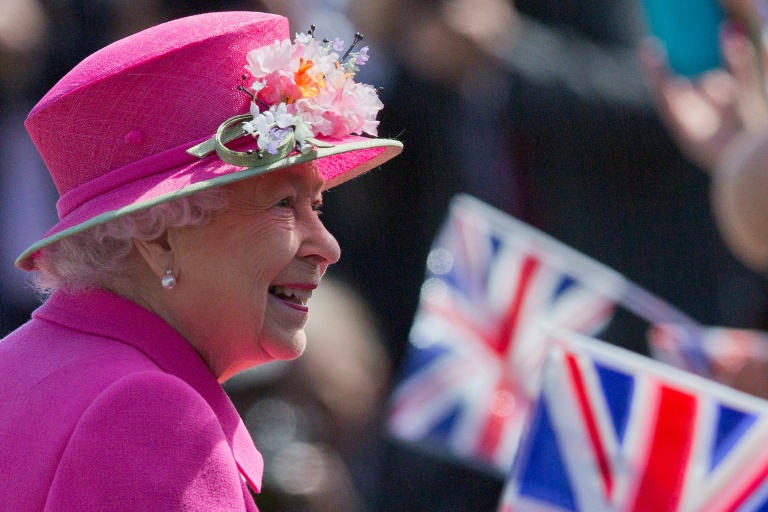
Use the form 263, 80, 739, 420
0, 289, 263, 511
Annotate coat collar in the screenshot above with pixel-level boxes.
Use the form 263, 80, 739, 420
34, 289, 264, 492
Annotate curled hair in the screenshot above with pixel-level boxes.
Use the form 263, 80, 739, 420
33, 189, 229, 294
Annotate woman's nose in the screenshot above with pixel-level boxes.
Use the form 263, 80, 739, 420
301, 214, 341, 266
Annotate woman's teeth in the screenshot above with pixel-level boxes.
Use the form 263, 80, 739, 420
269, 285, 312, 305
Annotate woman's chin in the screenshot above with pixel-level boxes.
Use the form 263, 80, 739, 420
261, 332, 307, 361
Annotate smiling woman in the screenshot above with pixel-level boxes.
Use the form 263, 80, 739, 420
133, 163, 342, 381
0, 11, 401, 512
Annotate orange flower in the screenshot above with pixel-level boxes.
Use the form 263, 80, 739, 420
295, 58, 325, 98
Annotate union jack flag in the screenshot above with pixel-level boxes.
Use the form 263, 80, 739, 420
387, 195, 634, 472
649, 323, 768, 400
500, 328, 768, 512
649, 323, 768, 378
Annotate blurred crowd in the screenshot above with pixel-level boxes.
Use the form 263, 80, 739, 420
4, 0, 768, 511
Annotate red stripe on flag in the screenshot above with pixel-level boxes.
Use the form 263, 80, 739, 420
494, 255, 540, 355
719, 457, 768, 511
476, 255, 540, 460
565, 353, 614, 498
630, 385, 697, 512
423, 301, 499, 354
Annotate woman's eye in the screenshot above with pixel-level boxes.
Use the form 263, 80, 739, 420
312, 202, 323, 215
276, 198, 292, 208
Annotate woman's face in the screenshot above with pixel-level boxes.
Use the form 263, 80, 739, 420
166, 163, 341, 380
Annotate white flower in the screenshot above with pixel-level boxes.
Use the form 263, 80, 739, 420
252, 110, 277, 150
271, 103, 296, 129
242, 121, 257, 135
295, 32, 313, 45
293, 118, 314, 144
250, 79, 267, 93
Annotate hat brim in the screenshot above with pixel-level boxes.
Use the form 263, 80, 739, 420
17, 135, 402, 271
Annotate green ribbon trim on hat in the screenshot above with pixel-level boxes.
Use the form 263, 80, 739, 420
187, 113, 335, 168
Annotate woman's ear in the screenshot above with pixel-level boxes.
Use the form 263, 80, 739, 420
132, 232, 173, 279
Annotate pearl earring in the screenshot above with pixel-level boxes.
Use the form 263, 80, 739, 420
161, 269, 176, 290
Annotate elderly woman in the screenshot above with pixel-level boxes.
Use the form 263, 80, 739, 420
0, 11, 401, 512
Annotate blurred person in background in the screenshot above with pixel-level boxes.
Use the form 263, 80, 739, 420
642, 0, 768, 398
439, 0, 768, 351
337, 0, 768, 372
642, 0, 768, 270
320, 0, 768, 510
0, 0, 58, 334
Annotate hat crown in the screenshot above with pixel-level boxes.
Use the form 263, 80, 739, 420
25, 11, 290, 198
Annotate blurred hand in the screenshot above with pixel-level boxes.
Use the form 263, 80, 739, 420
640, 21, 768, 173
0, 0, 49, 95
710, 125, 768, 271
710, 347, 768, 399
720, 0, 759, 21
441, 0, 519, 53
0, 0, 47, 53
401, 0, 518, 86
404, 15, 483, 86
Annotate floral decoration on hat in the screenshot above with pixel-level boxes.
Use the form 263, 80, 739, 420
18, 12, 404, 272
188, 27, 382, 166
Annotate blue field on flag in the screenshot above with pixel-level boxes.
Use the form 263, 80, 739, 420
500, 328, 768, 512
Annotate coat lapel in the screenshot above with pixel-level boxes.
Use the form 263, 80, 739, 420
35, 289, 264, 491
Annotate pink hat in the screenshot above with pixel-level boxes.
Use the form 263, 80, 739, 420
17, 11, 402, 271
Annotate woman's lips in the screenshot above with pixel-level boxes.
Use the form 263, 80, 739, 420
268, 284, 316, 312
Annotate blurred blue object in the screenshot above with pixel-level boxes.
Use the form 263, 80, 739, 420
641, 0, 726, 76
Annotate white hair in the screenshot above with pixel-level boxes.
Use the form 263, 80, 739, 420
33, 188, 229, 294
